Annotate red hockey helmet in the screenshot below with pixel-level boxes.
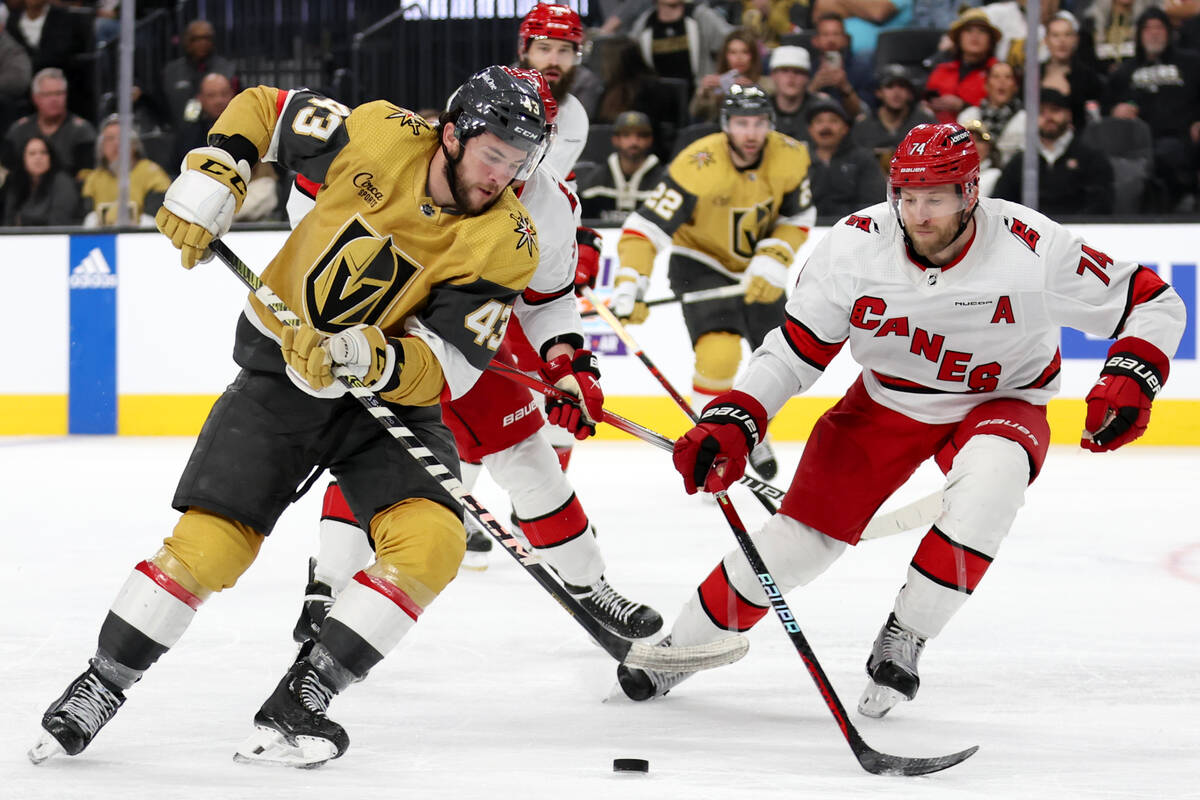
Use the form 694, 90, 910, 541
888, 123, 980, 205
518, 4, 585, 57
501, 65, 558, 126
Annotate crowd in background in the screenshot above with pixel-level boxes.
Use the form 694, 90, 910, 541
1, 0, 1199, 228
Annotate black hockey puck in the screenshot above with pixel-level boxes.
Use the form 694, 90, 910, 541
613, 758, 649, 773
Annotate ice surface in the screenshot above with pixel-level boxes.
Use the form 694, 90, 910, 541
2, 437, 1198, 799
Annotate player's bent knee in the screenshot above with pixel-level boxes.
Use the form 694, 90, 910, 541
940, 435, 1029, 553
160, 508, 264, 595
483, 432, 573, 515
369, 498, 465, 607
725, 513, 846, 601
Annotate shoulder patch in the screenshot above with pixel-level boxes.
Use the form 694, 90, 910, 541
1005, 216, 1041, 255
510, 210, 538, 258
688, 148, 717, 169
383, 105, 434, 136
845, 214, 878, 233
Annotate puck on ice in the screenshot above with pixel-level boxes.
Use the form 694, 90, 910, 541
613, 758, 649, 773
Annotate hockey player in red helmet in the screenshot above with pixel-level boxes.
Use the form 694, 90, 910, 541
518, 3, 590, 179
617, 119, 1185, 733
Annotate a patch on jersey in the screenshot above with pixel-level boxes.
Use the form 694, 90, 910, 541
730, 197, 776, 259
845, 214, 877, 233
689, 149, 716, 169
353, 172, 386, 207
510, 211, 538, 258
1006, 217, 1041, 254
304, 215, 423, 331
384, 106, 432, 136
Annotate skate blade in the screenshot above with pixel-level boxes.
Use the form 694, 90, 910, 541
233, 725, 337, 769
857, 681, 908, 719
459, 551, 489, 572
28, 732, 65, 765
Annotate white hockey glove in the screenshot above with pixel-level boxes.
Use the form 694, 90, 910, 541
742, 254, 789, 304
281, 323, 399, 398
155, 146, 252, 268
610, 267, 650, 324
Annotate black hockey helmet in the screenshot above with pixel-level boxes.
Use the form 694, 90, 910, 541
720, 84, 775, 131
445, 65, 551, 180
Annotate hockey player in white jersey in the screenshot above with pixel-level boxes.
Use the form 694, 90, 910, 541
617, 123, 1187, 716
518, 3, 589, 181
294, 68, 663, 645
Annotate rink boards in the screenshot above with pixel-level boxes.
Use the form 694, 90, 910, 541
1, 225, 1196, 443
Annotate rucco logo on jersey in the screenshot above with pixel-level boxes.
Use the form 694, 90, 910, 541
353, 172, 385, 207
503, 399, 538, 427
974, 418, 1039, 446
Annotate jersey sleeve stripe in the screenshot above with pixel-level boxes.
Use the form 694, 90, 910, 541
1111, 265, 1171, 339
1016, 348, 1061, 390
522, 283, 573, 305
783, 314, 844, 370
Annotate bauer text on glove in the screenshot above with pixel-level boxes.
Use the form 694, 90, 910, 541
672, 391, 768, 494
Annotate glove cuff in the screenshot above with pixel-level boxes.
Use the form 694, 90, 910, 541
697, 390, 769, 450
1103, 337, 1169, 398
576, 227, 601, 249
570, 349, 600, 378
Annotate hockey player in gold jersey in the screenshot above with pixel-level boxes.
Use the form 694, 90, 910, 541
30, 67, 550, 768
612, 84, 816, 479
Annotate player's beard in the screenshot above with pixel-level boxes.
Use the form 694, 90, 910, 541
444, 145, 503, 216
521, 57, 576, 102
906, 209, 970, 259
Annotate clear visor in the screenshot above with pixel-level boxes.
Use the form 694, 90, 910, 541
458, 116, 551, 182
888, 182, 971, 224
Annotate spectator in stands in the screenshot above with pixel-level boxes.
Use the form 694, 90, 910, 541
926, 9, 1000, 123
690, 28, 770, 123
995, 87, 1115, 215
588, 38, 685, 157
0, 10, 32, 138
2, 134, 80, 225
813, 0, 914, 69
808, 13, 873, 106
578, 110, 666, 224
1041, 12, 1106, 132
628, 0, 732, 97
805, 96, 885, 218
79, 115, 171, 227
912, 0, 979, 30
851, 64, 935, 161
236, 161, 280, 222
160, 20, 237, 130
3, 68, 96, 180
1083, 0, 1153, 74
1106, 6, 1200, 211
6, 0, 92, 119
768, 45, 821, 140
983, 0, 1060, 67
741, 0, 811, 48
958, 60, 1025, 165
963, 118, 1002, 196
172, 72, 235, 170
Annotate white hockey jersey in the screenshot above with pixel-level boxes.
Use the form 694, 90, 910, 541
544, 92, 587, 180
739, 198, 1187, 424
512, 164, 585, 356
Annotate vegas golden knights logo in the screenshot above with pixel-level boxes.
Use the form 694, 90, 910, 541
729, 198, 775, 259
304, 215, 422, 330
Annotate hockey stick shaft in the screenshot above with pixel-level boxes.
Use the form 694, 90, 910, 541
707, 488, 978, 776
487, 363, 940, 540
579, 283, 743, 319
580, 286, 778, 516
206, 239, 746, 674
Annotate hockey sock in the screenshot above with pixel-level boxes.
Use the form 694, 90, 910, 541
317, 482, 374, 592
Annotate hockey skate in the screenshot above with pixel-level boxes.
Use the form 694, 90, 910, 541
29, 661, 126, 764
565, 576, 663, 640
615, 637, 694, 700
460, 514, 493, 572
292, 557, 334, 644
858, 612, 927, 719
234, 658, 349, 768
748, 436, 778, 480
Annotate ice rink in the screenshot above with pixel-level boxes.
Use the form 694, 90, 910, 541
2, 435, 1198, 799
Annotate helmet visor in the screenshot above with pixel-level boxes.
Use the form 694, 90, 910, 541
888, 181, 972, 226
456, 113, 550, 181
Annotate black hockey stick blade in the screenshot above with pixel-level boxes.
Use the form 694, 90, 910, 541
853, 739, 980, 776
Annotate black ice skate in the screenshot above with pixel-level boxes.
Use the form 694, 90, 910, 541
565, 576, 663, 640
615, 637, 694, 700
748, 436, 778, 480
460, 514, 493, 572
292, 557, 334, 644
234, 658, 349, 768
858, 612, 927, 719
29, 661, 126, 764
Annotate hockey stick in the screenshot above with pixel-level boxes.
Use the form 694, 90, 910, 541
207, 239, 748, 674
579, 283, 743, 319
487, 363, 941, 540
580, 286, 778, 515
706, 486, 978, 776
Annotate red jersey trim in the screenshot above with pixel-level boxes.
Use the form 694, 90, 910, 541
783, 314, 845, 370
1016, 348, 1061, 390
135, 560, 203, 611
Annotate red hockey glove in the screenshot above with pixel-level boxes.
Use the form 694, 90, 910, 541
542, 349, 604, 440
574, 227, 602, 295
1081, 337, 1169, 452
673, 391, 768, 494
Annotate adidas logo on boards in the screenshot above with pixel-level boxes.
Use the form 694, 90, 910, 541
69, 247, 117, 289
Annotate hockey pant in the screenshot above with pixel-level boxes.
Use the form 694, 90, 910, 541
669, 434, 1034, 649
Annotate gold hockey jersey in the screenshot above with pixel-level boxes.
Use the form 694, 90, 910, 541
617, 130, 815, 280
209, 86, 540, 405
